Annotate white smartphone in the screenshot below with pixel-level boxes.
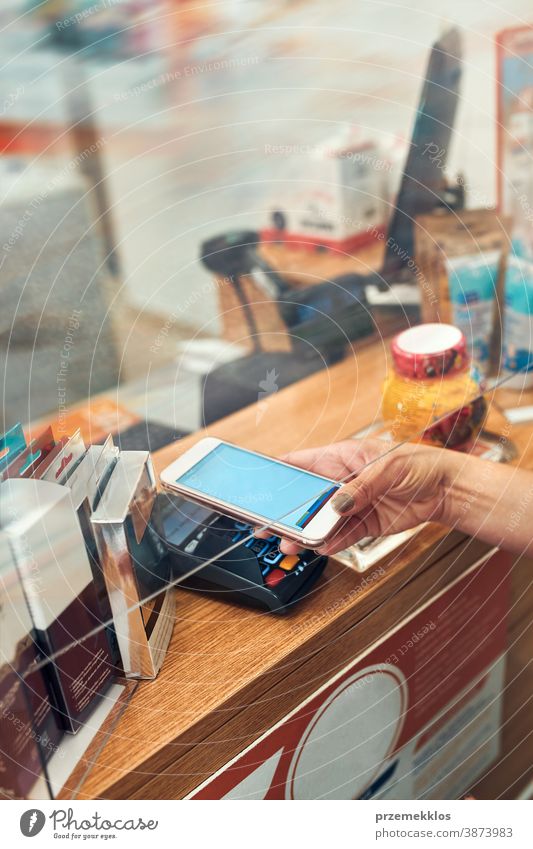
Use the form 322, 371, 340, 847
159, 437, 344, 547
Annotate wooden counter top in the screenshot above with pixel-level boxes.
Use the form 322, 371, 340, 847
69, 341, 533, 800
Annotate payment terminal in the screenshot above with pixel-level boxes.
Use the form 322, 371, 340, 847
153, 493, 328, 613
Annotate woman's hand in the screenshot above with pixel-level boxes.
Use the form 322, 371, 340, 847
257, 437, 533, 559
263, 438, 452, 555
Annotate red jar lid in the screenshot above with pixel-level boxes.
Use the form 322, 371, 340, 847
391, 323, 468, 380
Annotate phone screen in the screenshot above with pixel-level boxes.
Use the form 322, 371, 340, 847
176, 443, 339, 531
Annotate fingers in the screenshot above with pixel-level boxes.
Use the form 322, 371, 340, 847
277, 511, 378, 557
330, 457, 391, 517
254, 527, 305, 554
281, 447, 326, 469
253, 527, 303, 555
254, 438, 401, 557
279, 538, 303, 555
315, 513, 374, 555
331, 475, 375, 517
281, 446, 347, 479
281, 439, 388, 480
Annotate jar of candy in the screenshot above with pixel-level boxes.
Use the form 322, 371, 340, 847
381, 323, 486, 448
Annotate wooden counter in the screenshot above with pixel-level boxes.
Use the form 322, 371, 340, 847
67, 341, 533, 801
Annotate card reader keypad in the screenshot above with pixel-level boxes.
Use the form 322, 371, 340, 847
209, 519, 307, 586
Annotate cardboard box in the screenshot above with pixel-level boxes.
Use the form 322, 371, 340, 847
0, 531, 62, 798
33, 430, 86, 483
91, 451, 174, 679
263, 135, 389, 251
0, 479, 115, 734
59, 438, 121, 668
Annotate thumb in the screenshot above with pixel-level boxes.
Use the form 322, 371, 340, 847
331, 467, 384, 516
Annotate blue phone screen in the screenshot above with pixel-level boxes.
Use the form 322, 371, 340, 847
178, 444, 338, 530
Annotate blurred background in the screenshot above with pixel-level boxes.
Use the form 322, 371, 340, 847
0, 0, 531, 444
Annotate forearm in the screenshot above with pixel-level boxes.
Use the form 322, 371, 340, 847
441, 451, 533, 557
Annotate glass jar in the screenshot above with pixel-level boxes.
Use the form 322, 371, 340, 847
382, 323, 487, 448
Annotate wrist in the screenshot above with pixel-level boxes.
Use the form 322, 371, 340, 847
438, 448, 486, 530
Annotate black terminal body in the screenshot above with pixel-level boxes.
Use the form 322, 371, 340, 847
152, 492, 328, 614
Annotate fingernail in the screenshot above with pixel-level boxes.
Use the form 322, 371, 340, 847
331, 492, 355, 514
